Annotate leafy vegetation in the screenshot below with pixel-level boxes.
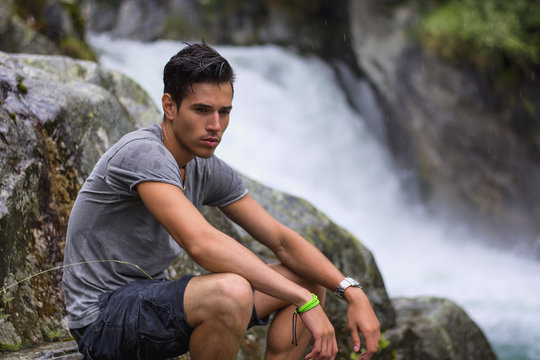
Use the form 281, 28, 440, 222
418, 0, 540, 72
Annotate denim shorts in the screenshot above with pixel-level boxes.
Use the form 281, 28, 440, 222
71, 275, 268, 360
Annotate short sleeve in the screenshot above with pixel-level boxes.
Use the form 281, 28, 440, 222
104, 138, 183, 196
203, 156, 248, 207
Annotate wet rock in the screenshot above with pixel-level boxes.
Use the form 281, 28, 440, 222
382, 297, 498, 360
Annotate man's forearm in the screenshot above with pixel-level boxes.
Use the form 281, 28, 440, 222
187, 227, 314, 307
138, 181, 313, 307
273, 226, 347, 294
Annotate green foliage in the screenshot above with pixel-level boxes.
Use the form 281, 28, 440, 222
59, 36, 97, 61
16, 76, 28, 95
0, 343, 22, 352
419, 0, 540, 70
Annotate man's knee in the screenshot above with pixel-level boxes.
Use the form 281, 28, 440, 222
186, 273, 253, 329
214, 273, 253, 313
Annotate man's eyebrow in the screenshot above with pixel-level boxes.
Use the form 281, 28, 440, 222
191, 103, 232, 110
191, 103, 212, 108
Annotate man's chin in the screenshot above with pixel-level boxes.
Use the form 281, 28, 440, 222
196, 149, 217, 159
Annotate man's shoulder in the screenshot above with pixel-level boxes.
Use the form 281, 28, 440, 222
117, 124, 161, 145
107, 124, 163, 158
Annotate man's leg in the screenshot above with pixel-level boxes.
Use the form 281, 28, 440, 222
253, 264, 327, 360
184, 272, 254, 360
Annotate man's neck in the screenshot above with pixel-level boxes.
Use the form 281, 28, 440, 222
160, 121, 193, 170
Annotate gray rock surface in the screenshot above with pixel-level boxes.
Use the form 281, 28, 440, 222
383, 297, 498, 360
0, 50, 160, 350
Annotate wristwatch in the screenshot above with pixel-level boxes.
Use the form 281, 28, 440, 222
335, 277, 362, 300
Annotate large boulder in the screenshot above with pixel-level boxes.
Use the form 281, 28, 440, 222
383, 297, 497, 360
0, 52, 496, 359
0, 50, 159, 350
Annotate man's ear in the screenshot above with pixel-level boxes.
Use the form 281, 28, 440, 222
162, 93, 176, 120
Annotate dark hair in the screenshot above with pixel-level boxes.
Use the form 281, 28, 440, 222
163, 42, 235, 108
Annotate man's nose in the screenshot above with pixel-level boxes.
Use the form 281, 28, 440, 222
206, 111, 221, 131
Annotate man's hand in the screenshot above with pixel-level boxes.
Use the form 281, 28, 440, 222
345, 287, 380, 359
299, 305, 338, 360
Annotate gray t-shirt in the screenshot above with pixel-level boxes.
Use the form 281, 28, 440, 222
62, 124, 247, 329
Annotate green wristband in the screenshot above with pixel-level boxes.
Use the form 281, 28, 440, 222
295, 293, 319, 314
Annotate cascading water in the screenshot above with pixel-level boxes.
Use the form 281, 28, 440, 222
89, 34, 540, 360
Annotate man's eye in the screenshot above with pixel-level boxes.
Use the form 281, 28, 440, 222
196, 107, 209, 113
219, 109, 231, 116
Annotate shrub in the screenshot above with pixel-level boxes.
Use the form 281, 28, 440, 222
419, 0, 540, 70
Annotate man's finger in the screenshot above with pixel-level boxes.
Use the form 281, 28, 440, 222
349, 324, 361, 353
305, 338, 322, 360
359, 331, 380, 359
364, 328, 380, 353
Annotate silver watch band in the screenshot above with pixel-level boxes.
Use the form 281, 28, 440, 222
335, 277, 362, 300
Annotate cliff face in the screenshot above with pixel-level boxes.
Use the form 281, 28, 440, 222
348, 0, 540, 254
0, 52, 496, 359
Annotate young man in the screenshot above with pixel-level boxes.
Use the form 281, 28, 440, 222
62, 42, 380, 360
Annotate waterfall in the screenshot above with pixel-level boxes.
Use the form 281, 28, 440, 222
89, 34, 540, 360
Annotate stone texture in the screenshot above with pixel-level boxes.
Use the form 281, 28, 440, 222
381, 297, 498, 360
0, 50, 160, 350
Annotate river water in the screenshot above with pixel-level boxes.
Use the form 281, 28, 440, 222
89, 34, 540, 360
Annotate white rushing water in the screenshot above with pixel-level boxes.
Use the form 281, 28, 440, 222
89, 34, 540, 360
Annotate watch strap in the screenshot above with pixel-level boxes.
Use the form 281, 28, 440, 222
335, 276, 362, 300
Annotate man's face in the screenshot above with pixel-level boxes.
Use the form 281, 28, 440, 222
170, 82, 233, 159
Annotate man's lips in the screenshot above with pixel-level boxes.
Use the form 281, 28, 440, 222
201, 136, 220, 147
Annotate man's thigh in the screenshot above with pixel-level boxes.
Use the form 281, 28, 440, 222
75, 276, 194, 360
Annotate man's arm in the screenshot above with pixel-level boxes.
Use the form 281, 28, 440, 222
137, 181, 338, 359
221, 194, 380, 358
137, 181, 310, 305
